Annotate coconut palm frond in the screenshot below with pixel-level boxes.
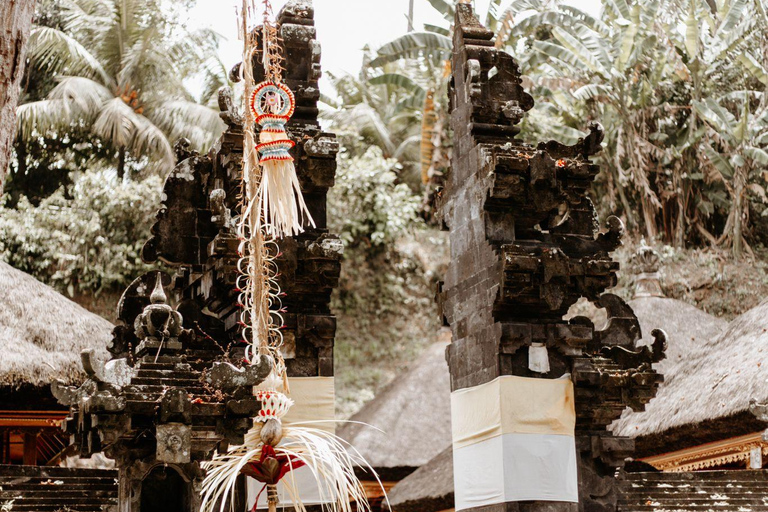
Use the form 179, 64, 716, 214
49, 76, 112, 116
93, 97, 139, 148
148, 100, 226, 152
132, 117, 175, 172
16, 99, 68, 140
27, 25, 112, 85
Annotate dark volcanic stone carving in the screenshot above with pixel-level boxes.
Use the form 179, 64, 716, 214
53, 2, 340, 510
438, 5, 664, 512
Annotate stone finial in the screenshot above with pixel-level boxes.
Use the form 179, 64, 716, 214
632, 242, 664, 298
134, 273, 184, 355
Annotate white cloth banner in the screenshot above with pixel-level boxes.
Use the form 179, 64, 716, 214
451, 375, 578, 509
453, 433, 578, 508
247, 377, 336, 510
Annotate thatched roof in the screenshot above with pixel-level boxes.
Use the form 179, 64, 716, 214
388, 447, 453, 512
338, 337, 451, 478
0, 261, 113, 389
388, 296, 733, 511
612, 296, 765, 442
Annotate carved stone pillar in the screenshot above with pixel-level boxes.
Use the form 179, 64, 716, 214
437, 6, 665, 512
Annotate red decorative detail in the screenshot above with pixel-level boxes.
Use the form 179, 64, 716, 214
556, 158, 567, 168
242, 445, 305, 486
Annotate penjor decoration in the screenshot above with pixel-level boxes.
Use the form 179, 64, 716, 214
244, 0, 313, 239
200, 3, 377, 512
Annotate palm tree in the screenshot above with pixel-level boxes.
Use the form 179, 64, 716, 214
17, 0, 225, 179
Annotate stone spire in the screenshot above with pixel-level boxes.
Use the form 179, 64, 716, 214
52, 1, 342, 510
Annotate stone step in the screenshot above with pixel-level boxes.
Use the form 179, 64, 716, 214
0, 466, 117, 478
129, 376, 203, 387
0, 465, 117, 512
623, 485, 768, 492
624, 471, 768, 482
620, 507, 768, 511
4, 506, 113, 512
0, 490, 118, 499
1, 483, 117, 492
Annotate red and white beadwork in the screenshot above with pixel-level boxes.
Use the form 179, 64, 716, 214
254, 389, 293, 422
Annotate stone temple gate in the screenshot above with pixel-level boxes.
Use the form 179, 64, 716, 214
436, 5, 665, 512
6, 2, 668, 512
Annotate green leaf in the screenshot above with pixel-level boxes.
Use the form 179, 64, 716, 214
533, 40, 583, 70
486, 0, 504, 32
616, 4, 640, 72
369, 32, 452, 67
368, 73, 426, 95
737, 52, 768, 86
734, 94, 749, 144
423, 23, 450, 36
745, 146, 768, 165
551, 27, 606, 75
684, 0, 699, 58
703, 144, 735, 179
425, 0, 455, 22
572, 83, 612, 101
693, 99, 736, 138
717, 0, 749, 35
604, 0, 631, 20
27, 26, 112, 86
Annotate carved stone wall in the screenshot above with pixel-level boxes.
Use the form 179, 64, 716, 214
438, 6, 665, 512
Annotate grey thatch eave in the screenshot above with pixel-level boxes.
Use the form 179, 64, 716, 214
339, 338, 452, 479
388, 447, 454, 512
0, 261, 113, 392
613, 296, 768, 449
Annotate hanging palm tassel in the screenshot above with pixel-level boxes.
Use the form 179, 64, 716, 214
202, 3, 381, 512
246, 1, 314, 239
251, 81, 314, 238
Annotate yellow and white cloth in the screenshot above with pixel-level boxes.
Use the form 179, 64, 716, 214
248, 376, 336, 510
451, 375, 578, 509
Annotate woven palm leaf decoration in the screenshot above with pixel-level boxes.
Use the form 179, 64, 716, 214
200, 3, 379, 512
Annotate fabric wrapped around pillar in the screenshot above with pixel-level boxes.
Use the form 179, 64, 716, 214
450, 375, 578, 510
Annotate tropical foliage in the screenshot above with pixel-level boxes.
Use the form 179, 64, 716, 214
16, 0, 225, 179
329, 146, 423, 252
372, 0, 768, 258
0, 172, 161, 295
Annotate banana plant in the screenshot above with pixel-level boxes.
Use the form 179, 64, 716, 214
322, 53, 433, 188
516, 0, 766, 252
695, 93, 768, 257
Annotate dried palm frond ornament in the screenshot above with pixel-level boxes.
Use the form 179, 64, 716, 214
200, 3, 378, 512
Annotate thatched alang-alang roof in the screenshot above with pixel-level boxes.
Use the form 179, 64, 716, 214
387, 447, 453, 512
611, 296, 727, 437
338, 336, 451, 480
613, 297, 768, 452
0, 261, 113, 390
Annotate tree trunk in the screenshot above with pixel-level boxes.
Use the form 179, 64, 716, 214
117, 145, 126, 180
407, 0, 414, 32
733, 167, 747, 259
0, 0, 36, 196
